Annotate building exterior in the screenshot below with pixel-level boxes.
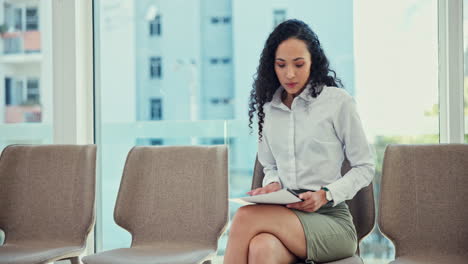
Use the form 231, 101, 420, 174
0, 0, 52, 125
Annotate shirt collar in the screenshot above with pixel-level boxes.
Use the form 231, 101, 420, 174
271, 82, 317, 109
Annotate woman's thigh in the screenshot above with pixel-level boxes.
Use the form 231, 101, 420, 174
231, 204, 307, 259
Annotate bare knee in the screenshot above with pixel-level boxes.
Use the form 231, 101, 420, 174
229, 205, 257, 233
228, 205, 291, 243
249, 233, 278, 262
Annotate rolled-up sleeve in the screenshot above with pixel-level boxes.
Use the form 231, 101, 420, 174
258, 131, 282, 188
326, 96, 375, 206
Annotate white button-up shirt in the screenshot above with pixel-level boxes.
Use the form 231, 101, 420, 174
258, 85, 375, 206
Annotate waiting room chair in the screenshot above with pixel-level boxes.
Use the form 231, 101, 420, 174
379, 144, 468, 264
252, 156, 375, 264
82, 145, 228, 264
0, 144, 97, 264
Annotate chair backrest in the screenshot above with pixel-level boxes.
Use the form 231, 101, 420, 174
380, 144, 468, 257
0, 144, 96, 245
252, 156, 375, 247
114, 145, 228, 248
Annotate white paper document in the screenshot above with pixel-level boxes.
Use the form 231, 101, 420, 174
229, 189, 303, 205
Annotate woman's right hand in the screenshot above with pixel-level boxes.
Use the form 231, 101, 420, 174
247, 182, 281, 196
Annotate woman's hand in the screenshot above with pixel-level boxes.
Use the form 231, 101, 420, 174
247, 182, 281, 196
286, 190, 328, 212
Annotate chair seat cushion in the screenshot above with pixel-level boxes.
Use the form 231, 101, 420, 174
82, 244, 215, 264
0, 243, 83, 264
390, 255, 468, 264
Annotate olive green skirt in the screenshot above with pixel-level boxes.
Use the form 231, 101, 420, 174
291, 200, 357, 263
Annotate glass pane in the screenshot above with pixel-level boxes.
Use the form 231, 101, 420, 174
0, 0, 53, 244
355, 0, 438, 263
94, 1, 439, 263
94, 0, 233, 251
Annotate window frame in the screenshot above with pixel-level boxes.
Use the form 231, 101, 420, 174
438, 0, 465, 143
51, 0, 95, 254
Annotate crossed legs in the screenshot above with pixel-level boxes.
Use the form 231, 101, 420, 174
224, 204, 307, 264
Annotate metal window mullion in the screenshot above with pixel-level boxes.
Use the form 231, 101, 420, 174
92, 0, 104, 254
52, 0, 95, 257
438, 0, 465, 143
52, 0, 77, 144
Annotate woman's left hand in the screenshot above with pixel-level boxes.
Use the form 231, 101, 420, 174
286, 190, 329, 212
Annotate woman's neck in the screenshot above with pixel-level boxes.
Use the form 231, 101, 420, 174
282, 90, 296, 109
281, 87, 305, 108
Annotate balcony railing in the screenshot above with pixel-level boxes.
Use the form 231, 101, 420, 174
1, 31, 41, 54
5, 105, 42, 123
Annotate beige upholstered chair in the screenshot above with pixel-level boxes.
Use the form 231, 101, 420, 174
379, 144, 468, 264
252, 156, 375, 264
0, 144, 97, 264
83, 145, 228, 264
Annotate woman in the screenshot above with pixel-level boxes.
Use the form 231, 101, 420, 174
224, 19, 375, 264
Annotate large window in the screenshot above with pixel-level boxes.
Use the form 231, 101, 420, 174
94, 1, 440, 263
355, 1, 439, 261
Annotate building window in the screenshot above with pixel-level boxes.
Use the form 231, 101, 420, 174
4, 78, 40, 105
14, 8, 22, 31
26, 7, 39, 31
210, 57, 230, 65
15, 80, 24, 104
273, 9, 287, 27
149, 14, 161, 36
26, 79, 40, 104
210, 138, 225, 145
150, 57, 162, 79
211, 16, 230, 24
7, 79, 25, 105
5, 78, 12, 105
150, 139, 163, 145
4, 79, 25, 105
150, 98, 162, 120
211, 97, 232, 105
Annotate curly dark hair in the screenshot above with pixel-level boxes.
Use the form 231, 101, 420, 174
248, 19, 343, 140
